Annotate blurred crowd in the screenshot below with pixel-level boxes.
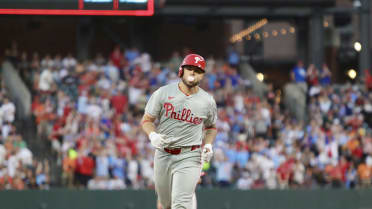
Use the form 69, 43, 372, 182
3, 42, 372, 190
0, 46, 49, 189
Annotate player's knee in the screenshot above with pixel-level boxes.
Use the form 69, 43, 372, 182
172, 194, 193, 209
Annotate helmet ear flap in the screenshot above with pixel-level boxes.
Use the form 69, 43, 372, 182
178, 66, 183, 77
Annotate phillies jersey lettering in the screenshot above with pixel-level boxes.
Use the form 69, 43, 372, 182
163, 103, 203, 125
145, 82, 217, 147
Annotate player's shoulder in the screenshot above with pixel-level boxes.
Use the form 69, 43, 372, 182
150, 83, 179, 100
158, 82, 179, 94
198, 87, 216, 102
154, 82, 177, 93
164, 82, 179, 89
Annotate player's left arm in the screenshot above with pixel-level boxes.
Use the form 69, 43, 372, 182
202, 125, 217, 163
203, 125, 217, 145
204, 96, 218, 143
202, 97, 218, 162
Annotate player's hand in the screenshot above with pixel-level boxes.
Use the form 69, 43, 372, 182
149, 132, 170, 148
202, 144, 213, 163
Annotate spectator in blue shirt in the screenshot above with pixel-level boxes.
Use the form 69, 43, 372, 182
125, 47, 139, 65
227, 47, 240, 68
319, 64, 331, 86
291, 60, 306, 83
291, 60, 307, 93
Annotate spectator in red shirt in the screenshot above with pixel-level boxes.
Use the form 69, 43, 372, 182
75, 152, 95, 188
110, 45, 124, 69
364, 69, 372, 91
110, 90, 128, 115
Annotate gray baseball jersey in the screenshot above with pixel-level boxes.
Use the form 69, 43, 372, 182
145, 82, 217, 147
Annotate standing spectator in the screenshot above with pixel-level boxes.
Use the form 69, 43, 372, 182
62, 53, 77, 69
1, 97, 16, 123
109, 152, 127, 182
110, 45, 124, 69
133, 52, 152, 74
77, 91, 89, 115
35, 160, 50, 189
38, 68, 54, 92
357, 159, 372, 188
236, 171, 253, 190
306, 64, 319, 88
291, 60, 307, 93
75, 152, 94, 188
345, 164, 357, 189
292, 159, 305, 186
110, 90, 128, 115
167, 51, 182, 73
104, 60, 120, 83
62, 150, 76, 188
86, 98, 103, 120
126, 153, 139, 189
125, 47, 139, 66
214, 151, 233, 188
95, 148, 109, 179
87, 176, 107, 190
41, 54, 54, 69
363, 69, 372, 91
227, 46, 240, 69
319, 64, 332, 86
108, 175, 126, 190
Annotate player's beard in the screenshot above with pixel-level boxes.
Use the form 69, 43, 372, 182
182, 77, 199, 88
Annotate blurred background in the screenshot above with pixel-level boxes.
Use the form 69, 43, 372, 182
0, 0, 372, 208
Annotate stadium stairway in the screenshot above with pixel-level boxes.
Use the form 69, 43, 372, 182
239, 61, 268, 97
1, 60, 62, 187
239, 61, 306, 122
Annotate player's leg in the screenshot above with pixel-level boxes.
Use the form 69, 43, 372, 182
171, 165, 200, 209
154, 150, 172, 209
157, 193, 197, 209
158, 193, 197, 209
191, 193, 197, 209
171, 150, 201, 209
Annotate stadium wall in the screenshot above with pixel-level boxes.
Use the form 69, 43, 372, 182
1, 189, 371, 209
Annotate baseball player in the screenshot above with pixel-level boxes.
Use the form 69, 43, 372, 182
141, 54, 217, 209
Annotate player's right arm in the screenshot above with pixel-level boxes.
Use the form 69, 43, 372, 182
141, 88, 169, 148
141, 113, 157, 136
141, 88, 162, 135
141, 109, 168, 149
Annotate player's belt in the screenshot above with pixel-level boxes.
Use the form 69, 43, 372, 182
164, 145, 201, 155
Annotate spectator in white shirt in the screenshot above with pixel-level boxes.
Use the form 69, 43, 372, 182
133, 52, 152, 74
88, 176, 108, 190
236, 171, 253, 190
86, 98, 102, 120
40, 54, 55, 69
38, 68, 54, 92
108, 176, 126, 190
1, 97, 15, 123
104, 61, 120, 83
62, 53, 77, 69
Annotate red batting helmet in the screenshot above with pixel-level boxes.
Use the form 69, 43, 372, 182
178, 54, 206, 77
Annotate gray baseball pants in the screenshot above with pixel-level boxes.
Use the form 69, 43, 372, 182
154, 147, 202, 209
